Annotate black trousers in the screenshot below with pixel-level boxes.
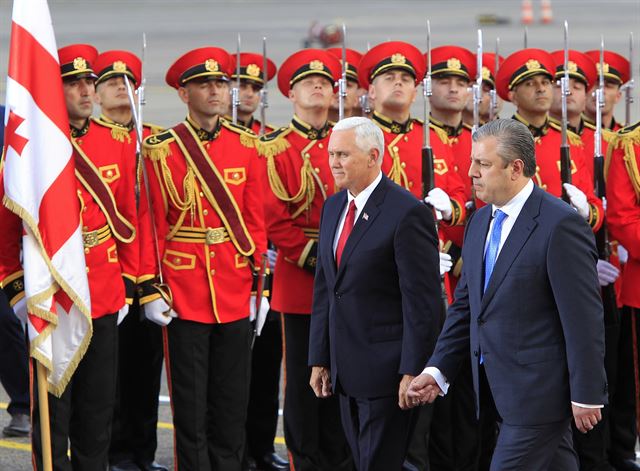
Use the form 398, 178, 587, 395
109, 298, 164, 465
32, 313, 119, 471
0, 290, 29, 417
282, 313, 353, 471
339, 393, 417, 471
166, 317, 252, 471
246, 310, 283, 459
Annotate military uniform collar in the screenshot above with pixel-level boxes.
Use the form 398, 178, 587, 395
186, 115, 222, 141
372, 111, 412, 134
513, 112, 549, 138
290, 115, 330, 140
568, 118, 585, 136
583, 113, 620, 131
98, 114, 134, 132
429, 115, 464, 137
70, 119, 90, 138
237, 116, 255, 129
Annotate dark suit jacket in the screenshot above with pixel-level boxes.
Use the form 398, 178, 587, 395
428, 184, 607, 426
308, 175, 441, 398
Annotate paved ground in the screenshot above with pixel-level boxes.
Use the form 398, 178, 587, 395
0, 0, 639, 469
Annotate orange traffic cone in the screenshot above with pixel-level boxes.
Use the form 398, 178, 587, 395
541, 0, 553, 24
521, 0, 534, 25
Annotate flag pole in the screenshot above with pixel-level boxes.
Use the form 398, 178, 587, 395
36, 361, 53, 471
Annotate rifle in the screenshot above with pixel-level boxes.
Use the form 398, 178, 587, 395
489, 37, 499, 122
422, 20, 449, 317
358, 93, 371, 116
559, 21, 572, 204
338, 23, 347, 121
124, 37, 172, 308
472, 29, 483, 134
624, 32, 634, 126
231, 34, 241, 124
259, 37, 269, 137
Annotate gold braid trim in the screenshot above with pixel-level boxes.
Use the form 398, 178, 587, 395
143, 143, 171, 162
240, 133, 255, 148
622, 135, 640, 202
110, 126, 131, 144
159, 157, 197, 237
429, 122, 450, 145
567, 130, 583, 147
386, 134, 408, 188
266, 146, 317, 214
256, 128, 293, 158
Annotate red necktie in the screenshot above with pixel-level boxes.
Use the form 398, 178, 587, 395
336, 200, 356, 266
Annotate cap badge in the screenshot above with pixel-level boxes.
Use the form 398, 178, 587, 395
246, 63, 261, 77
391, 53, 406, 65
309, 60, 324, 71
113, 61, 127, 73
447, 58, 461, 70
482, 66, 491, 80
567, 61, 578, 73
73, 57, 87, 71
205, 59, 219, 72
526, 59, 541, 71
596, 62, 610, 74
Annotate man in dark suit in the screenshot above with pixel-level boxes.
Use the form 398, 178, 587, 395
407, 118, 608, 470
308, 116, 442, 471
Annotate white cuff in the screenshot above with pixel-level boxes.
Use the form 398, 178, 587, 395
422, 366, 449, 396
571, 401, 603, 409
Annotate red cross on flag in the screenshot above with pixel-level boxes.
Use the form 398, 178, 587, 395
1, 0, 91, 397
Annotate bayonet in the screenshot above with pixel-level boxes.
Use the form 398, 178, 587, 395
559, 20, 572, 203
259, 37, 269, 137
489, 37, 499, 121
231, 34, 241, 124
338, 23, 347, 121
472, 29, 483, 133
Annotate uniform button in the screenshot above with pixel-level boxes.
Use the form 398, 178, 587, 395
83, 225, 88, 231
174, 257, 181, 264
203, 209, 209, 216
318, 143, 324, 149
86, 267, 90, 273
210, 252, 215, 258
454, 165, 459, 172
404, 136, 409, 142
84, 248, 89, 254
323, 184, 329, 190
77, 139, 83, 145
409, 181, 414, 188
473, 350, 478, 357
77, 190, 82, 196
314, 167, 320, 173
393, 146, 399, 152
199, 192, 204, 197
401, 162, 406, 168
305, 153, 310, 158
210, 269, 216, 275
106, 170, 113, 177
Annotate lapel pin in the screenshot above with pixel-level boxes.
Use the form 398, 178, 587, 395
363, 212, 369, 221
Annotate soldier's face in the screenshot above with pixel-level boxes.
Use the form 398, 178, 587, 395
584, 80, 622, 117
469, 136, 524, 206
369, 70, 417, 112
289, 75, 334, 111
330, 80, 359, 114
179, 79, 230, 118
238, 81, 261, 114
328, 128, 380, 194
430, 75, 470, 113
63, 76, 96, 121
509, 74, 553, 115
95, 76, 134, 111
550, 78, 587, 118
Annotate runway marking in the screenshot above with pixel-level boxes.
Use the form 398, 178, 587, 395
0, 439, 30, 451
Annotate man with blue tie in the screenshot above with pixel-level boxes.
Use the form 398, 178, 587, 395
407, 119, 608, 470
308, 117, 442, 470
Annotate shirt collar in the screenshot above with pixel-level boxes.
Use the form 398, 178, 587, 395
290, 114, 331, 140
347, 171, 383, 212
513, 113, 549, 138
186, 115, 222, 141
99, 114, 134, 131
70, 119, 90, 138
372, 111, 413, 134
491, 179, 534, 219
429, 115, 464, 137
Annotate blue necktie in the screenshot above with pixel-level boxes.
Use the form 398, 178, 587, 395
483, 209, 507, 293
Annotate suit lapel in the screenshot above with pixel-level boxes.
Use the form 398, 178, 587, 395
335, 176, 388, 284
324, 191, 347, 278
480, 186, 542, 313
468, 207, 492, 309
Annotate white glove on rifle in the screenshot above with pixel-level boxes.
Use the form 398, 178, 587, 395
267, 249, 278, 271
596, 259, 620, 286
617, 245, 628, 264
439, 252, 453, 276
425, 188, 453, 221
117, 304, 129, 325
144, 298, 177, 327
562, 183, 590, 220
250, 295, 270, 336
12, 298, 28, 325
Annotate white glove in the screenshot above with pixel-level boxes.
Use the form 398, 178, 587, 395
596, 259, 620, 286
117, 304, 129, 325
250, 295, 270, 336
617, 244, 628, 264
425, 188, 453, 221
439, 252, 453, 276
144, 298, 177, 326
12, 298, 28, 325
562, 183, 590, 220
267, 248, 278, 271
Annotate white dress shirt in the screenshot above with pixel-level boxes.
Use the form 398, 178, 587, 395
333, 171, 383, 257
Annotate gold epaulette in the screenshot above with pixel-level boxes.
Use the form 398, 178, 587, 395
607, 121, 640, 200
142, 130, 174, 161
428, 121, 450, 145
91, 116, 132, 144
144, 122, 165, 135
220, 118, 257, 149
256, 127, 292, 159
548, 120, 584, 147
327, 120, 336, 128
583, 120, 596, 131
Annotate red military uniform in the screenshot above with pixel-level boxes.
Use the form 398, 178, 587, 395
143, 116, 266, 324
607, 121, 640, 308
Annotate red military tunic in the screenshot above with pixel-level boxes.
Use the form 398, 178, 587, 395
513, 114, 604, 232
240, 116, 276, 136
0, 118, 140, 319
257, 115, 335, 315
142, 116, 267, 324
606, 121, 640, 308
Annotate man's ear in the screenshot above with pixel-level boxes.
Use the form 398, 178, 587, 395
511, 159, 525, 180
368, 83, 376, 101
177, 86, 189, 105
508, 89, 516, 106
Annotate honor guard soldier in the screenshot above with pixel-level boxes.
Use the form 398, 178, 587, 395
603, 124, 640, 471
0, 44, 140, 471
584, 50, 630, 132
141, 46, 267, 471
230, 52, 277, 134
496, 48, 604, 232
326, 47, 363, 122
92, 50, 169, 471
256, 49, 353, 471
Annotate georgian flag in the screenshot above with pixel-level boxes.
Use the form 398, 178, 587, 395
3, 0, 92, 397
